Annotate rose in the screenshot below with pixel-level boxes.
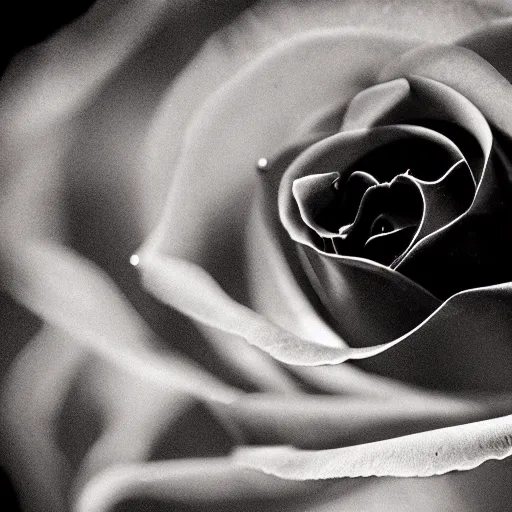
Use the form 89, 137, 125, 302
139, 7, 512, 486
252, 38, 512, 380
3, 1, 512, 511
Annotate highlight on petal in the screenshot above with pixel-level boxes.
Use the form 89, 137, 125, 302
235, 414, 512, 479
246, 194, 348, 349
137, 251, 424, 365
6, 240, 240, 403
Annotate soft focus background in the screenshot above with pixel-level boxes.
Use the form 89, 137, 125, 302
2, 1, 512, 511
1, 3, 96, 508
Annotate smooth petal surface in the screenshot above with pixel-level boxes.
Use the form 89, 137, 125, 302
459, 17, 512, 82
1, 327, 84, 512
379, 43, 512, 140
0, 0, 178, 135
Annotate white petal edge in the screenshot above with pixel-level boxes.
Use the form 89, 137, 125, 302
138, 251, 512, 366
234, 413, 512, 479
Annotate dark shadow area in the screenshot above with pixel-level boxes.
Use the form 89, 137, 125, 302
55, 366, 105, 478
0, 466, 22, 511
149, 403, 234, 461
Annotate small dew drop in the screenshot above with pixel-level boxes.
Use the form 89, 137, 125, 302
257, 158, 268, 171
130, 254, 140, 266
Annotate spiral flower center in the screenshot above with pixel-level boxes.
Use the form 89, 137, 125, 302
290, 131, 475, 267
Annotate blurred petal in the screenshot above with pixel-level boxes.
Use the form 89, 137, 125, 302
71, 355, 192, 495
75, 457, 322, 512
0, 0, 176, 135
1, 327, 83, 512
220, 392, 512, 449
7, 241, 241, 402
300, 477, 463, 512
2, 2, 512, 512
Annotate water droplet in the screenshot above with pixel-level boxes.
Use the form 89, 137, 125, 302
257, 158, 268, 171
130, 254, 140, 266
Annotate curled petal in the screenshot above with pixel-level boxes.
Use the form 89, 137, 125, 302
280, 125, 466, 248
139, 30, 427, 364
343, 76, 492, 180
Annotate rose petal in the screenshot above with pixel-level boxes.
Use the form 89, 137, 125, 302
379, 43, 512, 137
280, 125, 465, 248
143, 30, 417, 262
247, 177, 348, 348
1, 327, 83, 512
0, 0, 177, 134
7, 241, 241, 402
299, 476, 464, 512
139, 30, 430, 363
235, 413, 512, 479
